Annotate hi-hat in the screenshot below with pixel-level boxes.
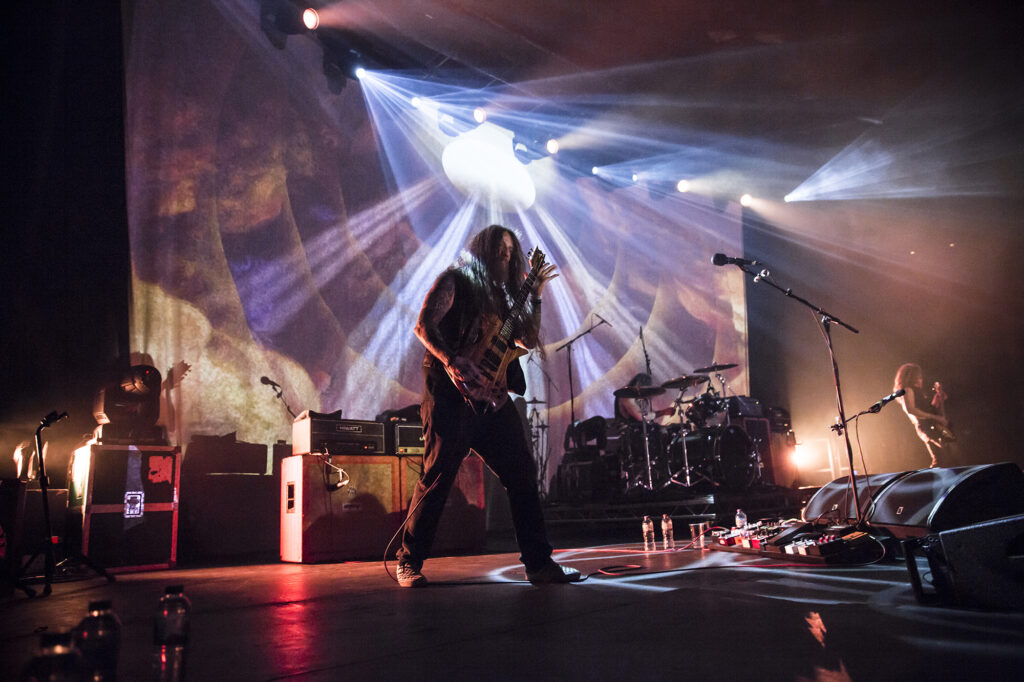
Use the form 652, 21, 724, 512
693, 362, 738, 373
613, 385, 666, 399
661, 374, 709, 390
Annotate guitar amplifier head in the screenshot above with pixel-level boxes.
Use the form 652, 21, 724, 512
292, 415, 385, 456
395, 423, 425, 455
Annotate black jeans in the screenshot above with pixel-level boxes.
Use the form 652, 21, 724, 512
397, 369, 553, 572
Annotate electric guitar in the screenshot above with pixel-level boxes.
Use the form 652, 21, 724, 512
447, 247, 546, 413
918, 381, 956, 445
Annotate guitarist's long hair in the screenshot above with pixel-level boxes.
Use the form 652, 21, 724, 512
465, 225, 529, 315
894, 363, 922, 392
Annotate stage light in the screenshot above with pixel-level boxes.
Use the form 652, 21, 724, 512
354, 66, 366, 80
676, 179, 690, 193
740, 193, 753, 207
631, 173, 639, 183
302, 8, 319, 30
546, 138, 560, 155
259, 0, 312, 49
591, 166, 599, 175
791, 442, 809, 469
410, 96, 422, 108
437, 105, 487, 137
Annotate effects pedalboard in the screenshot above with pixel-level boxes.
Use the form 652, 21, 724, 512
709, 520, 881, 565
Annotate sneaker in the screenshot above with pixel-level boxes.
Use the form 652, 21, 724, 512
526, 560, 582, 585
396, 561, 428, 588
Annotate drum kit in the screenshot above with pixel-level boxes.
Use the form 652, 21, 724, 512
614, 362, 760, 494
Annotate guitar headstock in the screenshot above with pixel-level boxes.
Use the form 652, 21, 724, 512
527, 246, 546, 272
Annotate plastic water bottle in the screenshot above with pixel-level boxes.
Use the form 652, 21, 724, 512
153, 585, 191, 682
642, 516, 656, 551
735, 508, 748, 530
661, 514, 675, 549
20, 631, 82, 681
73, 599, 122, 681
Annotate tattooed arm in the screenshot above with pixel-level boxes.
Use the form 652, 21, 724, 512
415, 272, 480, 385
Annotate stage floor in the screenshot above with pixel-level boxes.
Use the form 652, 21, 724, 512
3, 537, 1023, 681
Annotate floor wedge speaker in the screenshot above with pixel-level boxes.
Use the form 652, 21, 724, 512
868, 463, 1024, 539
802, 472, 911, 525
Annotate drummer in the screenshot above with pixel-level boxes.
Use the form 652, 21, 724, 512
613, 373, 676, 425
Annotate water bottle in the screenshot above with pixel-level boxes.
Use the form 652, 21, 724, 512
73, 599, 122, 681
153, 585, 191, 682
641, 516, 656, 551
735, 508, 748, 530
661, 514, 675, 550
20, 631, 83, 681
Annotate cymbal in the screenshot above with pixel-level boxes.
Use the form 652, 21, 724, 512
524, 398, 546, 404
693, 362, 738, 373
614, 385, 666, 399
661, 374, 709, 390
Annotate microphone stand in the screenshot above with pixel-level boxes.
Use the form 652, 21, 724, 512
263, 380, 297, 419
555, 317, 608, 449
735, 264, 865, 526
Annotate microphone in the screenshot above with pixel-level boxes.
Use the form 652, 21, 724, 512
260, 376, 281, 389
40, 411, 69, 427
594, 313, 613, 328
712, 253, 759, 267
869, 388, 906, 413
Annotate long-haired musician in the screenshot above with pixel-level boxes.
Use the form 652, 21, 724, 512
894, 362, 952, 468
395, 225, 580, 587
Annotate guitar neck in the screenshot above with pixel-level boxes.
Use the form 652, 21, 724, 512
497, 268, 541, 342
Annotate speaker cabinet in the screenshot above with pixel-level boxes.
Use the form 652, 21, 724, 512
179, 473, 278, 562
280, 455, 402, 563
867, 463, 1024, 538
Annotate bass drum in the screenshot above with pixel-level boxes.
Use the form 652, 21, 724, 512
680, 425, 758, 490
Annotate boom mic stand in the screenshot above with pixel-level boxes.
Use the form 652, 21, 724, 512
554, 317, 609, 449
31, 411, 115, 596
731, 263, 865, 526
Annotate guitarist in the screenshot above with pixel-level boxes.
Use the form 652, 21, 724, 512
396, 225, 580, 587
894, 363, 952, 468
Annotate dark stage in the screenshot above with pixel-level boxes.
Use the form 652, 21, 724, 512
3, 530, 1023, 681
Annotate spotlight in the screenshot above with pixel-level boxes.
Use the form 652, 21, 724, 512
591, 166, 599, 175
438, 105, 486, 137
510, 131, 559, 165
676, 179, 690, 193
259, 0, 312, 49
354, 66, 367, 79
740, 193, 753, 207
302, 8, 319, 30
631, 173, 639, 183
411, 96, 422, 108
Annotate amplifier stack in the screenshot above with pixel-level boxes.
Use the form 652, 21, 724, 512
282, 410, 481, 562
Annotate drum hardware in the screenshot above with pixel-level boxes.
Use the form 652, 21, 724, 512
526, 402, 550, 496
692, 363, 738, 374
693, 362, 739, 398
660, 374, 710, 391
612, 384, 666, 490
664, 425, 712, 488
